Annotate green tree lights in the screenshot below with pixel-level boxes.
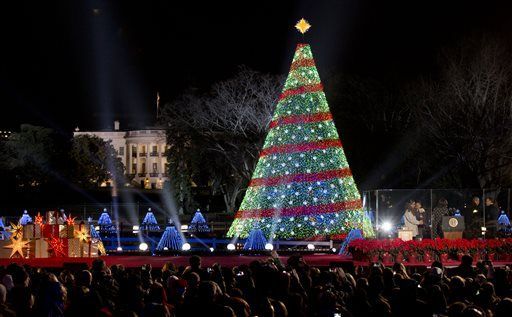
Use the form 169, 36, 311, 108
228, 43, 374, 239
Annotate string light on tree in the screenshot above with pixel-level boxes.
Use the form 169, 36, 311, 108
227, 19, 374, 239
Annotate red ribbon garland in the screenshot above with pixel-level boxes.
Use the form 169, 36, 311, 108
278, 83, 324, 101
249, 168, 352, 187
269, 112, 332, 129
260, 139, 342, 158
290, 58, 316, 71
235, 199, 363, 219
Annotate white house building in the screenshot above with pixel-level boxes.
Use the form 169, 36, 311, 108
73, 121, 169, 189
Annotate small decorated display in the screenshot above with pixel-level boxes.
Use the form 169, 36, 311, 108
156, 223, 183, 251
98, 208, 116, 234
188, 210, 211, 233
140, 208, 160, 231
19, 210, 33, 225
0, 210, 99, 259
243, 228, 268, 251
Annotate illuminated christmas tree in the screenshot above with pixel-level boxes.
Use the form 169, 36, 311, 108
156, 224, 183, 251
141, 208, 160, 231
243, 228, 268, 250
98, 208, 116, 234
19, 210, 32, 225
188, 210, 211, 233
227, 19, 374, 239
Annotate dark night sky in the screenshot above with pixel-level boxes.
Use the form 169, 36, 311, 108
1, 0, 511, 133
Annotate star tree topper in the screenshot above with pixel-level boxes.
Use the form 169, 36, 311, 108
295, 18, 311, 34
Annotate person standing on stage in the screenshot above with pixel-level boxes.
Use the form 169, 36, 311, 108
432, 198, 449, 238
485, 197, 500, 238
464, 196, 482, 239
404, 203, 423, 237
415, 200, 427, 237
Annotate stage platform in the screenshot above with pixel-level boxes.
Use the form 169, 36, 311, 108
1, 254, 511, 269
0, 254, 351, 268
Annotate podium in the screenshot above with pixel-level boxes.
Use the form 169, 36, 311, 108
398, 229, 414, 241
442, 216, 465, 239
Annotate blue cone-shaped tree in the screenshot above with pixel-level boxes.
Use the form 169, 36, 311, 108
498, 211, 511, 234
188, 210, 211, 233
19, 210, 33, 225
156, 225, 183, 251
243, 228, 268, 250
98, 208, 116, 234
141, 209, 160, 231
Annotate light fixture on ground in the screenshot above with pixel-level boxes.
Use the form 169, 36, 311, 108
381, 221, 393, 232
264, 243, 274, 251
116, 246, 123, 252
209, 247, 214, 252
307, 243, 315, 251
182, 243, 191, 251
139, 242, 148, 251
227, 243, 236, 251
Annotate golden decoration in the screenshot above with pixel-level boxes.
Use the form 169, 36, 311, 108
4, 238, 30, 258
97, 241, 106, 255
295, 18, 311, 34
66, 214, 76, 226
9, 223, 23, 240
35, 212, 44, 226
75, 228, 89, 243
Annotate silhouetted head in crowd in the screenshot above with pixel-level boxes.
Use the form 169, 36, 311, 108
461, 255, 473, 267
185, 272, 200, 289
495, 298, 512, 317
76, 270, 92, 288
448, 302, 467, 317
189, 255, 202, 270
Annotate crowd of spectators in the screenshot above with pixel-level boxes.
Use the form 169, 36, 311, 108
0, 253, 511, 317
